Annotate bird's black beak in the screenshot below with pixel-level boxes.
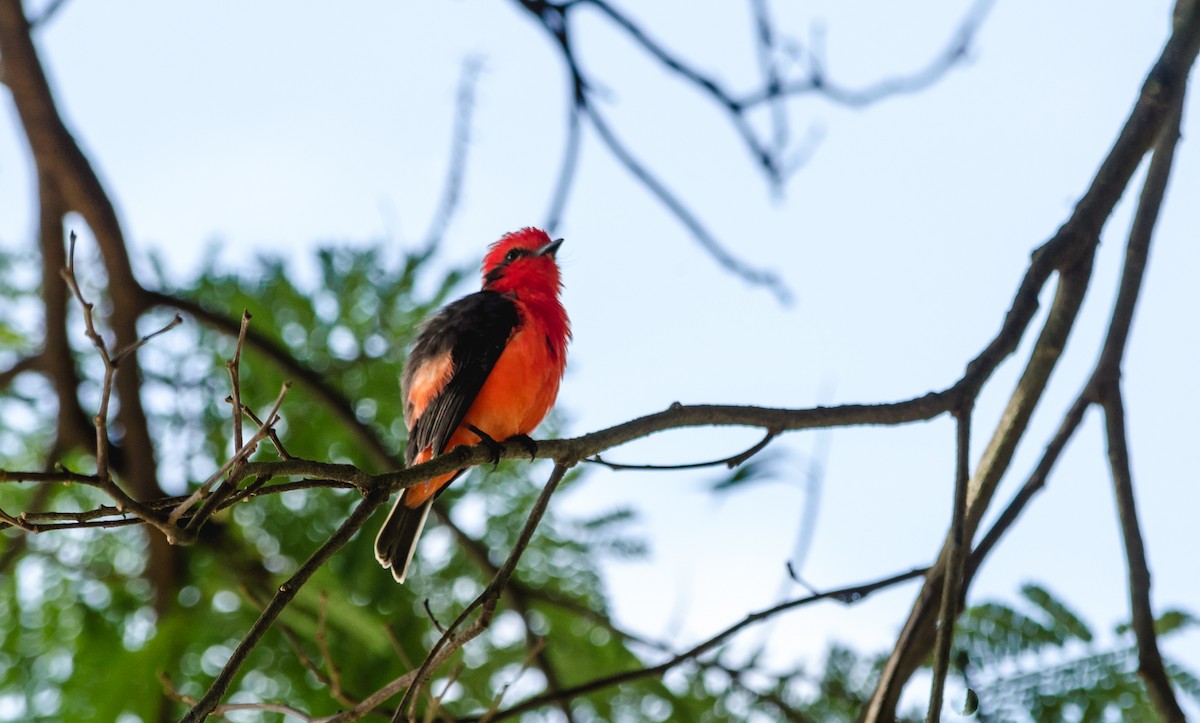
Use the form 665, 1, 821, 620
537, 238, 564, 257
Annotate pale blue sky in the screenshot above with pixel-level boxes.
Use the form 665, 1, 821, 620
2, 0, 1198, 715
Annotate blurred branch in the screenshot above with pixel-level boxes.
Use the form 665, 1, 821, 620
483, 565, 929, 721
583, 100, 793, 302
739, 0, 995, 109
423, 57, 484, 250
0, 354, 39, 390
517, 0, 991, 299
28, 0, 70, 28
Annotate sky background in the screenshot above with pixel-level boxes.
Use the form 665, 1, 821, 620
2, 0, 1198, 715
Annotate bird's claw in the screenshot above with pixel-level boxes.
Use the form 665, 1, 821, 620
467, 425, 505, 469
505, 433, 538, 461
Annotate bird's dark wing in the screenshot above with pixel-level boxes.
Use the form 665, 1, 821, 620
402, 290, 521, 465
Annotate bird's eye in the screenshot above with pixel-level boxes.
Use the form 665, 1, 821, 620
505, 249, 523, 263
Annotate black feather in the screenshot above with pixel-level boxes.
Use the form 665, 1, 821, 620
402, 290, 520, 464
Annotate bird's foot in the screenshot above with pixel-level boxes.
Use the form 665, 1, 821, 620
467, 425, 504, 469
505, 434, 538, 461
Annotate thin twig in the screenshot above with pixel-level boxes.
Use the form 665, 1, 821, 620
543, 98, 583, 233
56, 232, 183, 541
587, 427, 778, 471
927, 404, 972, 721
234, 400, 293, 459
60, 230, 114, 480
227, 309, 252, 454
478, 638, 547, 723
168, 381, 292, 534
424, 599, 447, 634
1098, 382, 1185, 721
1090, 94, 1187, 722
394, 462, 573, 721
482, 565, 929, 721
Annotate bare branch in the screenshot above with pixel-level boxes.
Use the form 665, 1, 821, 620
927, 405, 972, 722
1091, 95, 1187, 723
864, 6, 1200, 714
485, 565, 929, 721
162, 673, 318, 722
227, 309, 252, 454
0, 354, 40, 391
1098, 382, 1184, 721
740, 0, 996, 109
583, 101, 792, 303
168, 380, 293, 536
588, 427, 778, 471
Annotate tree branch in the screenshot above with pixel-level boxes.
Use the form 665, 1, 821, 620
863, 5, 1200, 715
181, 487, 389, 723
483, 565, 929, 721
1090, 93, 1186, 723
926, 405, 971, 722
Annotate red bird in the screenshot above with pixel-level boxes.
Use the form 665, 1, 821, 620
374, 228, 570, 583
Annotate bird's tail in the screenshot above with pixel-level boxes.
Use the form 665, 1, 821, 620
374, 493, 433, 584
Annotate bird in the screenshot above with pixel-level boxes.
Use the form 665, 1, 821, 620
374, 227, 570, 583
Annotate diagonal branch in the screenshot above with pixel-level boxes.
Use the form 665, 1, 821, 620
582, 95, 793, 302
483, 565, 930, 722
392, 462, 572, 720
863, 5, 1200, 716
180, 488, 389, 723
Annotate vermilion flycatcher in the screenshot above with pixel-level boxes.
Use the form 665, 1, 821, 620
374, 228, 570, 583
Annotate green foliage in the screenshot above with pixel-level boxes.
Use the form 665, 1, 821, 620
951, 583, 1199, 722
7, 240, 1198, 721
0, 242, 727, 721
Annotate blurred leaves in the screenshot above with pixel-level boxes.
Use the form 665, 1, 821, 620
949, 583, 1199, 722
0, 242, 729, 721
5, 241, 1199, 721
708, 448, 786, 493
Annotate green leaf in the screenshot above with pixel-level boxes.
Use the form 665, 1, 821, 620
1020, 582, 1093, 643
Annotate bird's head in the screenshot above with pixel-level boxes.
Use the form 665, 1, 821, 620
481, 227, 564, 296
